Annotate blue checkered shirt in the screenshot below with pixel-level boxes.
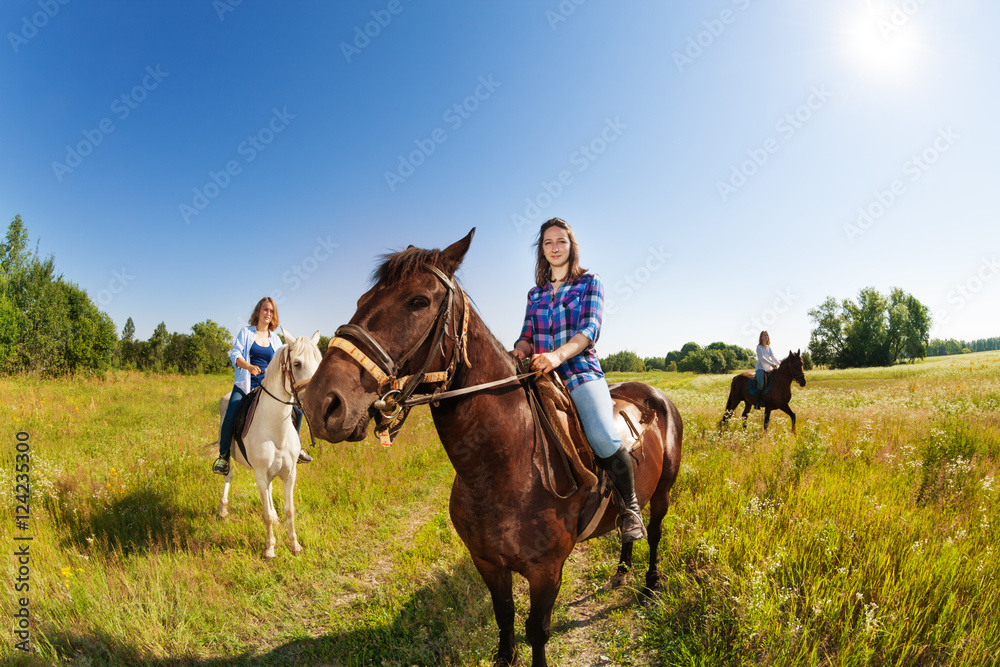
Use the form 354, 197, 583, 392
516, 272, 605, 392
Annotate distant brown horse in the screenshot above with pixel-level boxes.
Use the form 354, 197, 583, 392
302, 229, 682, 667
720, 350, 806, 433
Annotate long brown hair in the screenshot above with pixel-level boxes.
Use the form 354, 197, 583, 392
249, 297, 280, 333
533, 217, 588, 288
759, 330, 770, 346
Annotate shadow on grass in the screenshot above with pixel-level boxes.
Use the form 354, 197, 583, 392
24, 555, 644, 666
58, 487, 204, 557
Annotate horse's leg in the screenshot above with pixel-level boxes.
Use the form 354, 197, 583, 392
763, 407, 772, 431
266, 480, 278, 523
282, 465, 302, 555
741, 401, 751, 430
217, 467, 234, 518
780, 405, 797, 434
255, 471, 277, 559
472, 555, 517, 666
524, 563, 563, 667
642, 494, 669, 596
611, 542, 634, 588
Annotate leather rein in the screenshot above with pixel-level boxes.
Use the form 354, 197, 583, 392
258, 345, 317, 448
327, 262, 538, 446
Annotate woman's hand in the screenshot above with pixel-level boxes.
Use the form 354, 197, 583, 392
530, 351, 563, 373
511, 340, 533, 361
248, 364, 262, 376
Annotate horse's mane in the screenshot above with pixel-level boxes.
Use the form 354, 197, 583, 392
371, 246, 444, 287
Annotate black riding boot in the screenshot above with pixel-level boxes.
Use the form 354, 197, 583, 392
595, 447, 647, 543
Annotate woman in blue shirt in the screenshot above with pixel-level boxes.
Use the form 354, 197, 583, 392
512, 218, 646, 543
212, 297, 311, 475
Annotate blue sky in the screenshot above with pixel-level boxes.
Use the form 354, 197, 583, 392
3, 0, 997, 358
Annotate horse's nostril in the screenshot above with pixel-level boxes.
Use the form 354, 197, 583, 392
324, 393, 342, 424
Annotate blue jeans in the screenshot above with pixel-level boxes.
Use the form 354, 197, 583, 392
756, 369, 765, 392
568, 378, 622, 459
218, 386, 246, 459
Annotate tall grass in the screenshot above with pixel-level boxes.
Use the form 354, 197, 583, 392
2, 352, 999, 665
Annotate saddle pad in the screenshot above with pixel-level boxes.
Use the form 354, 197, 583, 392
233, 386, 263, 446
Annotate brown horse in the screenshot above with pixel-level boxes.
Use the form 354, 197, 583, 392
302, 229, 682, 667
720, 350, 806, 433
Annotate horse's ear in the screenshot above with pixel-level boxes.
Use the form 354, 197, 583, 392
280, 325, 294, 340
789, 350, 794, 357
440, 228, 475, 277
311, 330, 321, 345
797, 348, 801, 356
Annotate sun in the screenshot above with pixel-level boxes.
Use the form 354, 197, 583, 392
843, 11, 924, 78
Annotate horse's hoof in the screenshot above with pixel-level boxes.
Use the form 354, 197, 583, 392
291, 544, 303, 556
217, 506, 228, 519
610, 572, 630, 589
262, 551, 276, 560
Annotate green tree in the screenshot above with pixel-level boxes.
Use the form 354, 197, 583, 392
601, 350, 645, 372
190, 319, 232, 374
808, 297, 845, 367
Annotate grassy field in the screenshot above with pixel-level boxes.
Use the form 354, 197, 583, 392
2, 352, 999, 666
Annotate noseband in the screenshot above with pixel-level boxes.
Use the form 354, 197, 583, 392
327, 263, 472, 446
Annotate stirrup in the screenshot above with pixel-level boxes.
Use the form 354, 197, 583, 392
212, 457, 230, 475
617, 508, 647, 542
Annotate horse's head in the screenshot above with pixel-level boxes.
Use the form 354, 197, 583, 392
303, 229, 474, 442
786, 349, 806, 387
278, 327, 324, 393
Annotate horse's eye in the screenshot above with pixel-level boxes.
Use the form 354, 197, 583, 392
294, 361, 302, 368
409, 296, 431, 310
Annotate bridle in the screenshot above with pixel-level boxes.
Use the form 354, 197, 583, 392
776, 358, 806, 386
259, 344, 317, 448
327, 263, 474, 446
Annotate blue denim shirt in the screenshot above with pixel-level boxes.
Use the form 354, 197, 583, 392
230, 325, 284, 394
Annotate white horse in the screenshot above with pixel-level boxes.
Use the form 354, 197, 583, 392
216, 327, 322, 559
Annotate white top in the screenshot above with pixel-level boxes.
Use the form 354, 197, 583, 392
755, 344, 781, 372
229, 325, 284, 394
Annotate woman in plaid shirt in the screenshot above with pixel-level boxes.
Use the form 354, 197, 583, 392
512, 218, 646, 543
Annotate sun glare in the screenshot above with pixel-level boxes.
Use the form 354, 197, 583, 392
844, 14, 923, 78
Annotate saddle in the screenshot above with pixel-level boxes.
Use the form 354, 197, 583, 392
525, 373, 657, 496
747, 370, 774, 397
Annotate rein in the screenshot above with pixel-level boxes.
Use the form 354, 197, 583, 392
258, 345, 317, 449
327, 262, 544, 445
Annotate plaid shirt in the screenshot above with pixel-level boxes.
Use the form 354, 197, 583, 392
516, 272, 605, 392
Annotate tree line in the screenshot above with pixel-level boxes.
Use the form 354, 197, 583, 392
926, 337, 1000, 357
600, 341, 794, 375
1, 216, 236, 376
